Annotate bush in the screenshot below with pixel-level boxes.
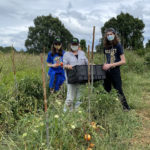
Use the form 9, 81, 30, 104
144, 52, 150, 65
0, 76, 44, 133
136, 49, 146, 56
12, 76, 44, 119
0, 86, 15, 132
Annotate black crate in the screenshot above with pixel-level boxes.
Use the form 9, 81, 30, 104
66, 65, 106, 84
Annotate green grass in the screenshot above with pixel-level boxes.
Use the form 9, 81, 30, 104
0, 50, 150, 150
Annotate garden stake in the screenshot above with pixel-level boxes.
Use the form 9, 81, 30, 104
43, 47, 48, 85
11, 45, 17, 91
88, 45, 91, 121
91, 26, 95, 93
40, 53, 50, 148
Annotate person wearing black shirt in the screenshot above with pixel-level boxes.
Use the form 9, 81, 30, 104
102, 28, 130, 111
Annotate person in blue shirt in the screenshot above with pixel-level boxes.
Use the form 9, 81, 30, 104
102, 28, 130, 111
47, 37, 65, 93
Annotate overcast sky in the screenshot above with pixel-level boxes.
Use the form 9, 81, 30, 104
0, 0, 150, 50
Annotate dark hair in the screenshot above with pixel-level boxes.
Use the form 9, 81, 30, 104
51, 44, 63, 56
103, 30, 120, 49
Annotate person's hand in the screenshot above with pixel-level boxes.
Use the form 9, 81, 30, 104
60, 62, 63, 67
65, 65, 73, 70
52, 63, 60, 68
102, 64, 112, 71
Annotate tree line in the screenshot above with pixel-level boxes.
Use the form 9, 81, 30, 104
0, 46, 16, 53
1, 12, 150, 53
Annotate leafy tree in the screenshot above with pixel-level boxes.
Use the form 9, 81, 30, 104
80, 39, 87, 52
96, 38, 104, 53
25, 14, 73, 53
98, 12, 145, 50
146, 40, 150, 49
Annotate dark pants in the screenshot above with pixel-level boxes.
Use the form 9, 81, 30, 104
103, 67, 130, 109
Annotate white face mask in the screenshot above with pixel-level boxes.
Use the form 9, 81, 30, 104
71, 45, 78, 51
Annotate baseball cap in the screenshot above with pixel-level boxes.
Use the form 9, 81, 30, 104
105, 28, 116, 34
71, 38, 79, 44
54, 37, 61, 44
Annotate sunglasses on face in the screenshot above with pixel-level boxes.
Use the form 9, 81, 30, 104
54, 43, 61, 45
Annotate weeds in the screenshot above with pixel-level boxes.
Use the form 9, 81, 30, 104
0, 50, 149, 149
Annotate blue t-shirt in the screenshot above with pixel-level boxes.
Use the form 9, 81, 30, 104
104, 43, 124, 64
47, 50, 65, 75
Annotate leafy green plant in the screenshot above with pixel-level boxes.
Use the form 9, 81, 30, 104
144, 52, 150, 66
11, 76, 44, 119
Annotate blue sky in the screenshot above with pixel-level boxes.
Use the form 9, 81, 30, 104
0, 0, 150, 50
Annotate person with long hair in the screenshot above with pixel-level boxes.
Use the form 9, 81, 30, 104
47, 37, 65, 92
63, 37, 88, 112
102, 28, 130, 111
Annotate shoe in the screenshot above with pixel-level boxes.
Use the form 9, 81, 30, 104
63, 105, 67, 112
75, 101, 82, 109
50, 88, 54, 94
123, 106, 130, 112
63, 104, 73, 112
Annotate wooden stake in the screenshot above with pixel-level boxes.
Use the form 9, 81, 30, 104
88, 45, 91, 85
43, 47, 48, 85
88, 45, 91, 121
40, 53, 49, 147
11, 45, 17, 90
41, 53, 48, 112
11, 45, 16, 76
91, 26, 95, 61
91, 26, 95, 93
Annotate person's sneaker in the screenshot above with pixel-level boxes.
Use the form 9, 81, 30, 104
50, 88, 54, 94
63, 105, 67, 112
63, 104, 73, 112
123, 106, 130, 112
75, 101, 82, 109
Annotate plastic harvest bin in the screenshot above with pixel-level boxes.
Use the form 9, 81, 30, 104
66, 65, 106, 84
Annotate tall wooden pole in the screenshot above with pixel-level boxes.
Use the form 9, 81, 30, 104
43, 47, 48, 85
91, 26, 95, 93
11, 45, 17, 90
88, 45, 91, 121
40, 53, 49, 147
41, 53, 48, 112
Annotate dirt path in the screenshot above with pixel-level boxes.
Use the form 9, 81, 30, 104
130, 91, 150, 149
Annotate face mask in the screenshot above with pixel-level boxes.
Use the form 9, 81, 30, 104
71, 45, 78, 51
107, 35, 115, 41
54, 45, 61, 50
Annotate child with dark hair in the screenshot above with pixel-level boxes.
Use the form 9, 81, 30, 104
102, 28, 130, 111
47, 37, 65, 92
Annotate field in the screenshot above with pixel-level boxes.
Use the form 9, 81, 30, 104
0, 50, 150, 150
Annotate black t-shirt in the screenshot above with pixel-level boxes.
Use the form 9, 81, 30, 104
75, 54, 78, 59
104, 43, 124, 64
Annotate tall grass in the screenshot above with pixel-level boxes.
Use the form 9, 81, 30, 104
0, 50, 149, 150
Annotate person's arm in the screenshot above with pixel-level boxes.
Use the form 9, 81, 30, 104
47, 63, 59, 68
81, 51, 88, 65
103, 54, 126, 71
63, 53, 73, 70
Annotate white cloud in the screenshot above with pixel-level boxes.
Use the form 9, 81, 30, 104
0, 0, 150, 50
